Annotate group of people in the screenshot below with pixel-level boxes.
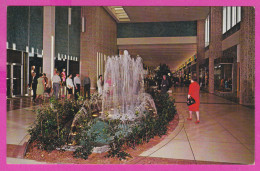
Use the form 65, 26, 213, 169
219, 78, 232, 91
30, 71, 51, 102
51, 71, 91, 100
29, 67, 91, 102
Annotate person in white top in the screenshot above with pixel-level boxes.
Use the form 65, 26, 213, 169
97, 75, 103, 95
66, 74, 74, 99
52, 71, 61, 99
74, 74, 81, 100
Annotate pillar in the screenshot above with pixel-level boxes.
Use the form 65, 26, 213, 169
239, 7, 255, 105
43, 6, 55, 81
209, 7, 222, 93
196, 20, 205, 82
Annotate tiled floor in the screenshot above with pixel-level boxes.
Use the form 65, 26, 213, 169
6, 87, 255, 164
7, 97, 38, 111
140, 87, 255, 164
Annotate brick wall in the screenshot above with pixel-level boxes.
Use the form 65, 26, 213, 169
196, 20, 205, 81
209, 7, 222, 93
80, 7, 117, 89
240, 7, 255, 105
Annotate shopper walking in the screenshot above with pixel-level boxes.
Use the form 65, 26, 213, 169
74, 74, 81, 100
66, 74, 74, 99
52, 71, 62, 100
43, 73, 51, 97
161, 75, 169, 94
187, 75, 200, 124
83, 74, 91, 99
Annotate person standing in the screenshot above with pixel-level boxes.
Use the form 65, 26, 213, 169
187, 75, 200, 124
83, 74, 91, 99
29, 66, 35, 88
43, 73, 51, 97
74, 74, 81, 100
161, 75, 169, 94
66, 74, 74, 99
31, 72, 38, 102
36, 73, 45, 101
97, 75, 103, 95
52, 71, 61, 100
61, 69, 67, 98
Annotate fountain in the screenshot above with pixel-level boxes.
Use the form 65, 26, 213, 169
69, 50, 157, 153
101, 50, 157, 121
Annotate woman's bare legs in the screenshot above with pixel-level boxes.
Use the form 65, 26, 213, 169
196, 111, 200, 121
187, 111, 193, 120
195, 111, 200, 123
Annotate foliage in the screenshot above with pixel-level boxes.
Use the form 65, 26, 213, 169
73, 120, 98, 160
104, 89, 177, 160
105, 136, 132, 160
28, 97, 83, 152
28, 90, 177, 161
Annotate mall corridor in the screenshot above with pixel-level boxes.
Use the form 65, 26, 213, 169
6, 88, 255, 164
139, 87, 254, 164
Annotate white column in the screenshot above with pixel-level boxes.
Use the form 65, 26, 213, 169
43, 6, 55, 81
99, 52, 101, 77
100, 53, 104, 75
97, 52, 99, 79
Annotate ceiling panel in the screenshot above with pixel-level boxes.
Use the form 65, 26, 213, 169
121, 6, 210, 23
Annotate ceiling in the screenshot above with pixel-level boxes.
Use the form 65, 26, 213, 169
105, 6, 209, 71
107, 6, 210, 23
118, 44, 197, 71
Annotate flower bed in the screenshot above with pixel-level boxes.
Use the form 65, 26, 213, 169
27, 90, 177, 161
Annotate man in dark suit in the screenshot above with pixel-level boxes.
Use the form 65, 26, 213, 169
83, 74, 91, 99
31, 72, 38, 102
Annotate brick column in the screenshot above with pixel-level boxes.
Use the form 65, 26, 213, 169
43, 6, 55, 81
196, 20, 205, 82
80, 7, 117, 89
209, 7, 222, 93
239, 7, 255, 105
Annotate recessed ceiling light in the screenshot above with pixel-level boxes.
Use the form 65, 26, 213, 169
109, 6, 130, 22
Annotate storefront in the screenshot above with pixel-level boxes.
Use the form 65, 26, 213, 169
199, 58, 209, 89
214, 45, 239, 102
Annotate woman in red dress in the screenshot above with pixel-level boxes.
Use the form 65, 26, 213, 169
187, 76, 200, 123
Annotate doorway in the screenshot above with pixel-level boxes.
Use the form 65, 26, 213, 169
7, 63, 23, 97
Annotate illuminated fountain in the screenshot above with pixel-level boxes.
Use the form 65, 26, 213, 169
68, 50, 157, 153
101, 50, 157, 121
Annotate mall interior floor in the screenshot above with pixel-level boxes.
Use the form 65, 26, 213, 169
6, 87, 255, 164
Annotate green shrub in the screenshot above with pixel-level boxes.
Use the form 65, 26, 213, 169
28, 90, 177, 161
105, 89, 177, 160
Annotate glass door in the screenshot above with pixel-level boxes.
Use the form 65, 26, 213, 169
7, 64, 11, 97
13, 64, 22, 96
6, 63, 22, 97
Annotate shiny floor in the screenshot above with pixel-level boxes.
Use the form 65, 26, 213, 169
140, 87, 255, 164
6, 87, 255, 164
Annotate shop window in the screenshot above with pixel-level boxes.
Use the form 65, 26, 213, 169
214, 64, 233, 92
199, 67, 209, 88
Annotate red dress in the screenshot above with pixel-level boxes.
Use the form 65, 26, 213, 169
188, 81, 200, 111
